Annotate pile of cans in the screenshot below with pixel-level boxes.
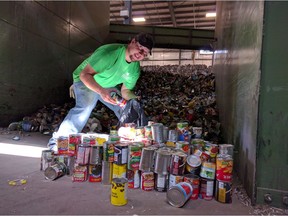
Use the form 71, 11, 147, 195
40, 121, 234, 206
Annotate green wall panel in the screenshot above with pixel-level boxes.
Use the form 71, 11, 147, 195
257, 1, 288, 208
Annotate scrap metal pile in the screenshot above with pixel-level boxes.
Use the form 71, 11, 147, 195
8, 64, 222, 144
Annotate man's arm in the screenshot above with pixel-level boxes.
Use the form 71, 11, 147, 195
79, 64, 117, 105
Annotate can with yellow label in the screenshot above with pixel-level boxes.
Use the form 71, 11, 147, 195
111, 178, 128, 206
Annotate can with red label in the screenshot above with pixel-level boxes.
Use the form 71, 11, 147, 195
175, 141, 190, 155
57, 136, 69, 155
167, 182, 193, 207
127, 169, 140, 189
183, 174, 200, 200
141, 171, 154, 191
82, 134, 96, 145
89, 164, 102, 182
127, 142, 144, 170
73, 165, 88, 182
169, 151, 187, 175
216, 156, 233, 182
199, 177, 214, 200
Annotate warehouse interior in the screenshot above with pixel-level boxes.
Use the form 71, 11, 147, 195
0, 1, 287, 215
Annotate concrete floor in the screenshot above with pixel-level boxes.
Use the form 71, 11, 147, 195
0, 130, 254, 215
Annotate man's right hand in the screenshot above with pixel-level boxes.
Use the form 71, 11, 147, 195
100, 88, 119, 105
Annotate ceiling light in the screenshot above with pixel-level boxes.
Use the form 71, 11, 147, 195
133, 17, 146, 22
206, 12, 216, 18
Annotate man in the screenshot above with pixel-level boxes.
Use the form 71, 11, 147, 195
48, 33, 154, 152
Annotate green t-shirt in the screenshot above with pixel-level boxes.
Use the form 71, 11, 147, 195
73, 44, 140, 90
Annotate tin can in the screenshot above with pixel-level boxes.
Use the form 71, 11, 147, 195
69, 133, 82, 144
76, 144, 90, 165
186, 155, 201, 175
183, 174, 200, 200
176, 141, 190, 155
215, 180, 232, 203
166, 140, 176, 147
190, 138, 205, 153
154, 148, 172, 175
89, 164, 102, 182
139, 146, 157, 172
192, 127, 202, 138
216, 156, 233, 182
44, 162, 66, 180
200, 162, 216, 180
103, 142, 115, 162
127, 142, 144, 170
82, 134, 96, 145
110, 92, 127, 107
163, 126, 169, 142
135, 126, 145, 138
151, 123, 164, 143
203, 142, 219, 160
57, 136, 69, 155
101, 161, 113, 185
112, 163, 127, 178
144, 126, 153, 140
199, 177, 214, 200
114, 143, 128, 165
73, 165, 88, 182
54, 155, 75, 175
167, 182, 193, 208
154, 173, 169, 192
40, 150, 54, 171
169, 151, 187, 175
169, 174, 184, 188
89, 146, 103, 165
111, 178, 128, 206
177, 122, 189, 142
168, 130, 178, 142
127, 169, 140, 189
141, 171, 154, 191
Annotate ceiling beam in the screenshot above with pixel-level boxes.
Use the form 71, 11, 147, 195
168, 1, 177, 27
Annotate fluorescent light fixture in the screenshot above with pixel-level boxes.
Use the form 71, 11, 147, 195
133, 17, 146, 22
206, 12, 216, 18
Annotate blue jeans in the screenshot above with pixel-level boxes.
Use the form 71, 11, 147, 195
47, 81, 121, 149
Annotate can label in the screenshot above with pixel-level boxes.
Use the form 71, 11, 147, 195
103, 142, 115, 162
154, 174, 168, 192
57, 136, 69, 155
199, 177, 214, 200
170, 153, 187, 175
112, 163, 127, 179
183, 174, 200, 200
127, 169, 140, 189
127, 143, 143, 170
216, 158, 233, 181
144, 126, 152, 140
114, 144, 128, 165
82, 134, 96, 145
169, 174, 183, 188
176, 141, 190, 155
73, 165, 88, 182
177, 122, 189, 141
76, 145, 90, 165
141, 172, 154, 191
111, 178, 128, 206
215, 180, 232, 203
69, 134, 82, 144
89, 164, 102, 182
200, 162, 216, 180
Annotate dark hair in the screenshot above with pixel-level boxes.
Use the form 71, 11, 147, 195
135, 33, 154, 54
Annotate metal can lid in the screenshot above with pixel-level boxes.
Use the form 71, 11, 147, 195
44, 167, 57, 180
112, 177, 128, 184
187, 155, 201, 167
166, 182, 192, 207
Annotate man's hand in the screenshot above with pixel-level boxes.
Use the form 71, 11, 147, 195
100, 88, 120, 105
69, 84, 75, 99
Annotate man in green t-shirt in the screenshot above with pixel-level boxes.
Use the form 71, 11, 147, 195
48, 33, 154, 152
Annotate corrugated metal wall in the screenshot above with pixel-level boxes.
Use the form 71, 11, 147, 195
213, 1, 264, 204
0, 1, 109, 126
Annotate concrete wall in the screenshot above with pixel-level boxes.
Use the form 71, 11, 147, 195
213, 1, 264, 204
0, 1, 110, 126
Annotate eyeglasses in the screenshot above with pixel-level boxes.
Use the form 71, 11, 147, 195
136, 42, 149, 57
